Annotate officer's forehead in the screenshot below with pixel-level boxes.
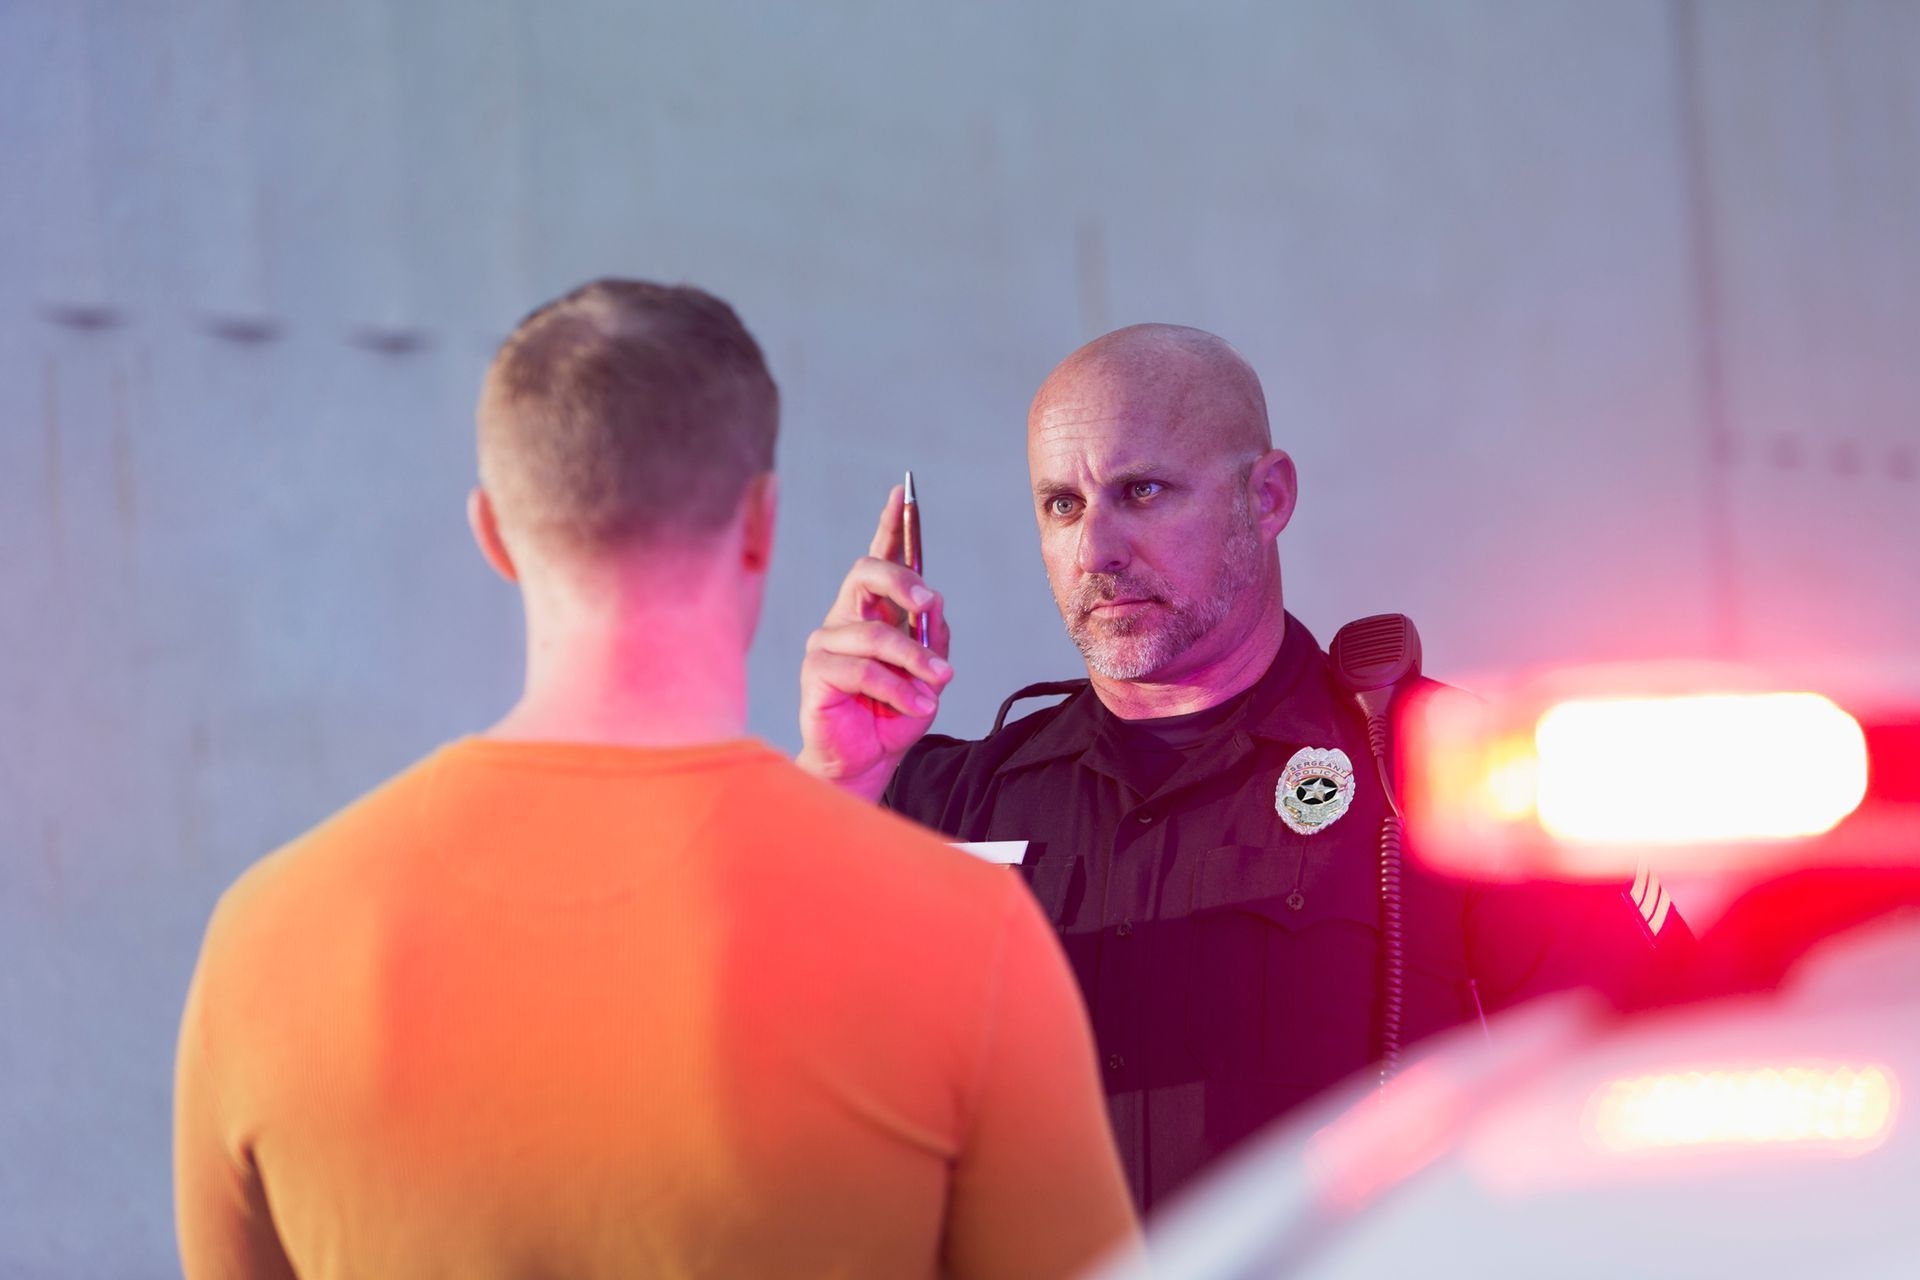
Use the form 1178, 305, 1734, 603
1028, 375, 1260, 479
1027, 326, 1270, 467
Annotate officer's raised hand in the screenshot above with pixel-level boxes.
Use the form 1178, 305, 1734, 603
797, 484, 954, 802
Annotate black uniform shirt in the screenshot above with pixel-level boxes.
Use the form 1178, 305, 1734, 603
885, 613, 1691, 1210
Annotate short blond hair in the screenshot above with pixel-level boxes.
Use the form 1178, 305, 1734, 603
479, 279, 778, 552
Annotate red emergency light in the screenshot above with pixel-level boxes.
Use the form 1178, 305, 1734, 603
1401, 663, 1920, 881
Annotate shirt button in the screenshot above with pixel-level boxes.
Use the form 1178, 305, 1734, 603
1107, 1053, 1125, 1071
1116, 920, 1133, 937
1286, 891, 1306, 911
1136, 812, 1154, 825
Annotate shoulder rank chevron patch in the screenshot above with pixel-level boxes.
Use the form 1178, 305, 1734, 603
1628, 861, 1674, 938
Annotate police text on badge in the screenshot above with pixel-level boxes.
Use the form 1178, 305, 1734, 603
1276, 746, 1357, 835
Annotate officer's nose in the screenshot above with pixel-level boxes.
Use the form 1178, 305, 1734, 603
1075, 504, 1130, 576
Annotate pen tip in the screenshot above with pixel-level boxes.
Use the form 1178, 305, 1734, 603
903, 469, 917, 502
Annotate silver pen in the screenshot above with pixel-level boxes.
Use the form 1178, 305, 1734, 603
902, 470, 929, 647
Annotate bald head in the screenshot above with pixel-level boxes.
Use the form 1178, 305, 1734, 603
1030, 324, 1271, 458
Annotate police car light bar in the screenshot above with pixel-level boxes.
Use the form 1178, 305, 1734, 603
1402, 664, 1915, 880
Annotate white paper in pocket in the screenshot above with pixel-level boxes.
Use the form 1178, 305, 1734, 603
951, 840, 1029, 866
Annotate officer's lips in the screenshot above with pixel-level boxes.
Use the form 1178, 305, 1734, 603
1086, 597, 1159, 617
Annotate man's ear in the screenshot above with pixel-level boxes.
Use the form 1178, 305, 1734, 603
468, 487, 520, 583
740, 473, 779, 573
1249, 448, 1298, 539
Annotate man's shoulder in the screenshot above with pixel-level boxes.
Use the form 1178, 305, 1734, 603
204, 753, 441, 949
729, 760, 1040, 985
752, 754, 1023, 887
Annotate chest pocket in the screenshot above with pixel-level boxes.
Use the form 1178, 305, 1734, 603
1187, 842, 1380, 1087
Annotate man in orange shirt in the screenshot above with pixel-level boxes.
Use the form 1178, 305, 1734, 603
174, 279, 1136, 1279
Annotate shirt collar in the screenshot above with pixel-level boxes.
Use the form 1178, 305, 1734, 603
994, 611, 1336, 779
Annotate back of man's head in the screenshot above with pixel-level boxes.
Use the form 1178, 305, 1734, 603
477, 279, 779, 559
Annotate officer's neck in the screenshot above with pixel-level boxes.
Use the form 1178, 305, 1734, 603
1089, 601, 1286, 722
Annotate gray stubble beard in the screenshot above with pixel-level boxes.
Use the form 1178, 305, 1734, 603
1063, 496, 1265, 682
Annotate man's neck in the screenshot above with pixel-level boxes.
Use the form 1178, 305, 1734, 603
488, 608, 750, 749
1088, 604, 1286, 721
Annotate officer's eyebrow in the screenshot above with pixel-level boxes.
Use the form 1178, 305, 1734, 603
1103, 462, 1175, 489
1031, 461, 1174, 499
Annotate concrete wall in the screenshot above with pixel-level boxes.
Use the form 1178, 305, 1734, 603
3, 1, 1916, 1272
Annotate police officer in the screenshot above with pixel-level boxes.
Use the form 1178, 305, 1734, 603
796, 323, 1690, 1211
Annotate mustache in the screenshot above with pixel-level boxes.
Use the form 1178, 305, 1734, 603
1072, 574, 1168, 613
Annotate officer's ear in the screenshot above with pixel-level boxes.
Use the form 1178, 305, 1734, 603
1248, 449, 1297, 539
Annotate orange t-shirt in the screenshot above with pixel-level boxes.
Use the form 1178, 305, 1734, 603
175, 738, 1135, 1279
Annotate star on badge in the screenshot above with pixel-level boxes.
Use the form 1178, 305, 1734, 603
1276, 746, 1357, 835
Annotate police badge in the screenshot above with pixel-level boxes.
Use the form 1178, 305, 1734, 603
1276, 746, 1357, 835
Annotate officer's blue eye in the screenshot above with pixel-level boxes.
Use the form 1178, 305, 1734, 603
1127, 481, 1164, 501
1047, 496, 1079, 518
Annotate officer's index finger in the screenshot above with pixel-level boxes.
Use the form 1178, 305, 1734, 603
867, 483, 905, 563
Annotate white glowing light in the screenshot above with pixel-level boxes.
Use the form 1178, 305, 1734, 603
1533, 693, 1867, 845
1589, 1064, 1897, 1152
